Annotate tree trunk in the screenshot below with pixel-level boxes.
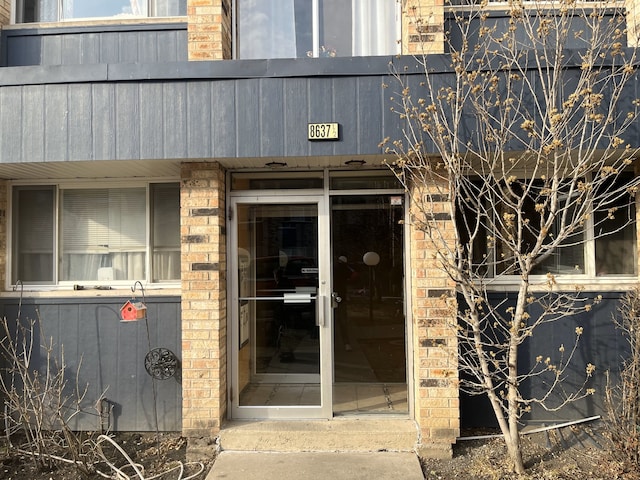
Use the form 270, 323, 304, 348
504, 430, 526, 474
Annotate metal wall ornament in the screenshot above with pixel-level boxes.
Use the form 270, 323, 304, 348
144, 347, 179, 380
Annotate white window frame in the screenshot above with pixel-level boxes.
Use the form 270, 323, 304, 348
480, 176, 638, 291
10, 0, 187, 24
8, 179, 180, 291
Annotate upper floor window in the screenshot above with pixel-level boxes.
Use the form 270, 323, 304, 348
16, 0, 186, 23
237, 0, 400, 59
11, 182, 180, 286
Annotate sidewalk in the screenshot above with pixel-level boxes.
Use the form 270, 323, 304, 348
205, 451, 425, 480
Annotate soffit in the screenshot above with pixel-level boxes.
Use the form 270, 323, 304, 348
0, 155, 389, 180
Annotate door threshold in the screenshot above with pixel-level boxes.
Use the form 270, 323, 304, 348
219, 417, 419, 452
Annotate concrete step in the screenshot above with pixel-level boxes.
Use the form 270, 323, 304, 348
218, 418, 419, 453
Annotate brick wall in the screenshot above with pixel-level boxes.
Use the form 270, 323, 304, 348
187, 0, 232, 61
627, 0, 640, 47
409, 184, 459, 458
402, 0, 445, 55
0, 0, 9, 26
180, 162, 227, 436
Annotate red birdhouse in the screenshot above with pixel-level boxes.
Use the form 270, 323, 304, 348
120, 300, 147, 322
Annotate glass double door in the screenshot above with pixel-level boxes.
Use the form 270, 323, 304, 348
230, 194, 406, 419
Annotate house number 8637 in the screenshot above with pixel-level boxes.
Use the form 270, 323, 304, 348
308, 123, 339, 140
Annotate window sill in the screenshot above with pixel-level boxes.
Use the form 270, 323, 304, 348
5, 17, 186, 31
2, 284, 182, 298
482, 276, 639, 293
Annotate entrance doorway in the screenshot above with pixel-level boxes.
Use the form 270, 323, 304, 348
228, 173, 408, 419
331, 195, 407, 415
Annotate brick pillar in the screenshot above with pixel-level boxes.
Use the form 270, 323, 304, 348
187, 0, 232, 61
181, 162, 227, 436
410, 184, 459, 458
402, 0, 445, 55
628, 0, 640, 47
0, 0, 9, 26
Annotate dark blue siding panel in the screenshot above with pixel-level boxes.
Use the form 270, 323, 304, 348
140, 83, 164, 159
461, 292, 629, 427
138, 32, 159, 64
41, 36, 62, 66
61, 35, 83, 65
333, 77, 358, 153
357, 76, 384, 155
115, 84, 141, 160
186, 82, 212, 158
100, 32, 121, 64
236, 80, 261, 158
6, 35, 41, 66
283, 77, 308, 156
0, 297, 181, 432
211, 81, 237, 158
22, 85, 45, 162
80, 33, 101, 64
92, 84, 116, 160
43, 84, 68, 162
308, 77, 335, 157
163, 82, 188, 159
0, 87, 23, 162
68, 84, 93, 160
260, 79, 285, 157
119, 32, 141, 64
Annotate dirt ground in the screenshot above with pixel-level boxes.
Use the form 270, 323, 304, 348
0, 431, 217, 479
0, 422, 638, 479
422, 422, 640, 480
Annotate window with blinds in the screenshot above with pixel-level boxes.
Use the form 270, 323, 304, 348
11, 183, 180, 285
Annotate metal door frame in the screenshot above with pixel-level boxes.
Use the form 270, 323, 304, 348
228, 194, 332, 419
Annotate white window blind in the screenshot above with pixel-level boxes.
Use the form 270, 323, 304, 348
62, 188, 146, 252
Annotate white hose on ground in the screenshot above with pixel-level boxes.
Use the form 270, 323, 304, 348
457, 415, 601, 441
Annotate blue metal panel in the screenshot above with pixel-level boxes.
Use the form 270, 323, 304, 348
115, 83, 141, 160
22, 85, 45, 162
92, 84, 116, 160
139, 83, 164, 159
163, 82, 188, 159
332, 77, 358, 153
43, 84, 68, 161
68, 84, 93, 160
260, 78, 285, 157
283, 77, 309, 156
308, 77, 335, 157
211, 81, 237, 158
186, 82, 212, 158
0, 87, 23, 162
236, 80, 261, 158
0, 297, 182, 432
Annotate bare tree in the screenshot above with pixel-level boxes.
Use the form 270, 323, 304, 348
385, 0, 640, 473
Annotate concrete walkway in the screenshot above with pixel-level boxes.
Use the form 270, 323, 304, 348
205, 451, 425, 479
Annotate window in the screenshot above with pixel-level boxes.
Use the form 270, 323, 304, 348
12, 183, 180, 285
237, 0, 400, 59
16, 0, 186, 23
455, 174, 636, 278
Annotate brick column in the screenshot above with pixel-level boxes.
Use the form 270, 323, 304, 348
181, 162, 227, 436
626, 0, 640, 47
409, 185, 459, 458
0, 0, 9, 26
402, 0, 445, 55
187, 0, 232, 61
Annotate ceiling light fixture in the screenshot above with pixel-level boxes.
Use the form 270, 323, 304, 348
265, 161, 288, 168
345, 159, 366, 166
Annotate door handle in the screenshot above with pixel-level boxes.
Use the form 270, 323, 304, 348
316, 294, 324, 327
